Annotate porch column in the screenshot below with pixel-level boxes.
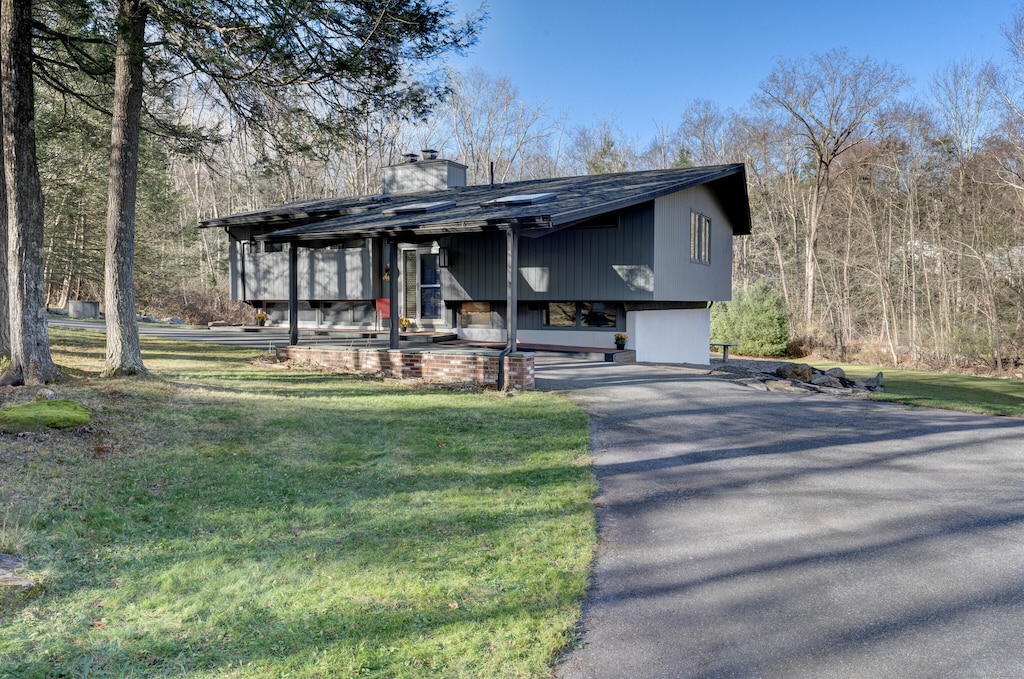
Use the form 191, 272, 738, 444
389, 239, 400, 349
506, 227, 518, 352
288, 243, 298, 346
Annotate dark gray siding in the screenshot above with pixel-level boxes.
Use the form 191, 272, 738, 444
653, 186, 734, 301
441, 204, 655, 303
441, 232, 507, 301
232, 245, 376, 301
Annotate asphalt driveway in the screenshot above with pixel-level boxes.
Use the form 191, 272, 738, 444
538, 358, 1024, 679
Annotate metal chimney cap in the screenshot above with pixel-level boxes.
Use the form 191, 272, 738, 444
402, 153, 419, 163
420, 149, 439, 160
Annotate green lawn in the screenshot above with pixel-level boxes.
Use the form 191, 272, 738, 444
811, 361, 1024, 417
0, 328, 596, 678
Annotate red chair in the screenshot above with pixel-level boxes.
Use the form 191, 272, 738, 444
375, 298, 390, 332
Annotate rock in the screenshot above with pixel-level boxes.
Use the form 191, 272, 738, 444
811, 374, 844, 388
864, 371, 884, 389
160, 316, 185, 325
824, 367, 846, 379
775, 363, 814, 382
208, 320, 227, 328
0, 554, 31, 588
737, 378, 770, 391
765, 379, 817, 393
816, 385, 873, 399
34, 389, 57, 401
0, 399, 91, 433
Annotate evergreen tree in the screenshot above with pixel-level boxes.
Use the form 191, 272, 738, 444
711, 283, 791, 357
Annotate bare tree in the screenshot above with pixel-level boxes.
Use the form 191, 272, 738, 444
1, 0, 59, 384
759, 48, 907, 325
445, 69, 557, 183
566, 120, 640, 176
678, 99, 732, 166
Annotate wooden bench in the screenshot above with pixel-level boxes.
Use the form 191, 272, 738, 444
710, 342, 738, 363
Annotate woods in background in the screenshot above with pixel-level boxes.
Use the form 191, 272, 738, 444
9, 2, 1024, 376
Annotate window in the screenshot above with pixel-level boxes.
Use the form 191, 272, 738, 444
543, 302, 621, 329
404, 250, 443, 321
262, 241, 290, 254
544, 302, 578, 327
581, 302, 616, 327
460, 302, 492, 327
690, 210, 710, 265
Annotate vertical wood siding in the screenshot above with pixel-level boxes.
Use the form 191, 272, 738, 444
441, 204, 656, 302
237, 246, 374, 301
652, 186, 734, 301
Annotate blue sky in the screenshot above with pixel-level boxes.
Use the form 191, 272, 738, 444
450, 1, 1019, 141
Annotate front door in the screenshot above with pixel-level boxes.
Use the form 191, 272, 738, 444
402, 249, 443, 322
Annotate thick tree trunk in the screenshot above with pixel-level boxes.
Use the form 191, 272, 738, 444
0, 77, 8, 357
102, 0, 148, 377
1, 0, 58, 385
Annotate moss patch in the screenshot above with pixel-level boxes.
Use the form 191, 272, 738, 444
0, 399, 90, 432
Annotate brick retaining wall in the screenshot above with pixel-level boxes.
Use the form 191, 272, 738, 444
277, 346, 535, 390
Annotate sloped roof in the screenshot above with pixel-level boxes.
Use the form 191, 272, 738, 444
200, 164, 751, 245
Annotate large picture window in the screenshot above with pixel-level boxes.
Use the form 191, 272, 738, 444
690, 210, 710, 265
543, 302, 620, 329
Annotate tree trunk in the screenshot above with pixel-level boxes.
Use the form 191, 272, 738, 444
1, 0, 58, 384
102, 0, 148, 377
0, 65, 8, 358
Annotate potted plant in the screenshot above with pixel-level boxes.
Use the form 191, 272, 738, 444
399, 317, 411, 332
614, 332, 627, 349
255, 311, 268, 327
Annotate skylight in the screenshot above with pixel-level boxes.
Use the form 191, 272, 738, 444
480, 192, 557, 207
383, 200, 456, 215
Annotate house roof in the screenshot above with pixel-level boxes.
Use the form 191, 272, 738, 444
199, 164, 751, 246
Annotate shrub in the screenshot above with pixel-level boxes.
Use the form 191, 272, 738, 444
711, 282, 791, 357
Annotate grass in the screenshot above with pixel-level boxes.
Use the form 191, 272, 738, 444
810, 360, 1024, 417
0, 327, 596, 678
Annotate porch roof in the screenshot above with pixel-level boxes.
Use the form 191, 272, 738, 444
199, 164, 750, 246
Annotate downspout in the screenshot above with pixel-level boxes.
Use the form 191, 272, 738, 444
288, 243, 298, 345
497, 227, 519, 390
388, 239, 399, 349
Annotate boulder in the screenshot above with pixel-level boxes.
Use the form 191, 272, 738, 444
864, 372, 884, 389
775, 363, 814, 382
824, 367, 846, 379
34, 389, 57, 402
811, 374, 844, 389
0, 399, 90, 433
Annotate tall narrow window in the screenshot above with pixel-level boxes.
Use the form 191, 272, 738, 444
690, 210, 711, 265
419, 253, 442, 320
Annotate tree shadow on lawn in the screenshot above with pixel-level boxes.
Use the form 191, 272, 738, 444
2, 388, 592, 677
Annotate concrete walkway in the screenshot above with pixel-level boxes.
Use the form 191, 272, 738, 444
537, 358, 1024, 679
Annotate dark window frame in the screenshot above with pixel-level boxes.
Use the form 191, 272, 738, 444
690, 210, 711, 265
542, 302, 622, 330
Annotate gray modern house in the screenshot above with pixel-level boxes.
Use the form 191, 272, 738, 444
200, 155, 751, 364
